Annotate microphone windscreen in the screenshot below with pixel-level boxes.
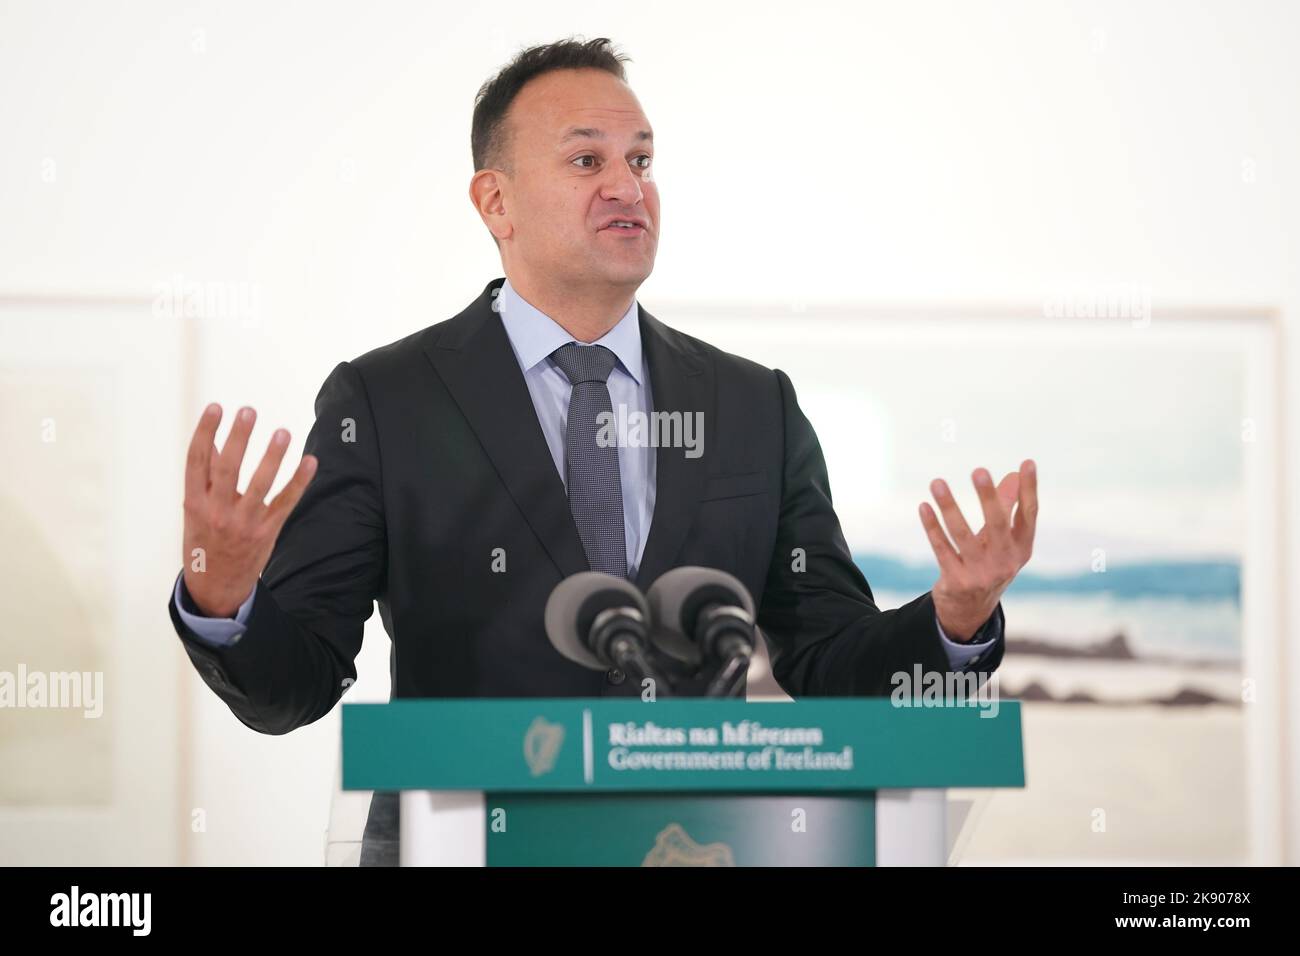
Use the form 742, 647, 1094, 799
646, 566, 755, 639
544, 571, 648, 670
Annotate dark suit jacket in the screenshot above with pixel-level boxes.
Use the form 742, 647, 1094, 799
169, 275, 1004, 862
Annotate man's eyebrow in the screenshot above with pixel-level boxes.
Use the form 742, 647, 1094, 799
558, 127, 654, 146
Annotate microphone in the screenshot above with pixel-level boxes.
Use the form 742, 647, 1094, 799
543, 572, 672, 692
645, 567, 757, 698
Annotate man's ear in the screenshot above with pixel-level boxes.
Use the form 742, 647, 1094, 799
469, 168, 512, 242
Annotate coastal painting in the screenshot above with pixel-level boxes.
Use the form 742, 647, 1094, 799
678, 306, 1280, 864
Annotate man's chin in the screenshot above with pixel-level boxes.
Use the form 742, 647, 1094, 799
595, 258, 654, 288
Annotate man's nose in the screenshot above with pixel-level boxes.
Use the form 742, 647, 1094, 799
600, 159, 645, 206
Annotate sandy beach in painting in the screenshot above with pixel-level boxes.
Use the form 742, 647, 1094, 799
746, 631, 1247, 864
953, 699, 1246, 865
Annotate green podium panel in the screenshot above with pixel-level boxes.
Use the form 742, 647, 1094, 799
485, 793, 875, 866
342, 698, 1023, 866
343, 698, 1025, 791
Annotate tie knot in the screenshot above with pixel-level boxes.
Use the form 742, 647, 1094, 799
550, 342, 619, 385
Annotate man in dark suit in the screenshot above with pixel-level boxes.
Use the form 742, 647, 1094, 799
168, 37, 1038, 864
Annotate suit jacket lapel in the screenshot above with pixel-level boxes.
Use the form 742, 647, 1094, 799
634, 306, 712, 590
422, 278, 590, 580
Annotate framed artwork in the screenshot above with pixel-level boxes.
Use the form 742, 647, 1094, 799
0, 294, 191, 864
679, 302, 1283, 865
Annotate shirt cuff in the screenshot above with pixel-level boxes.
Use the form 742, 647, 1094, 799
172, 572, 256, 647
935, 608, 1001, 671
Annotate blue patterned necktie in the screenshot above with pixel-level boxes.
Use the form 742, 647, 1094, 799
549, 342, 628, 578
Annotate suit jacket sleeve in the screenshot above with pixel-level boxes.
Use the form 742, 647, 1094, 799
755, 368, 1004, 697
168, 360, 387, 734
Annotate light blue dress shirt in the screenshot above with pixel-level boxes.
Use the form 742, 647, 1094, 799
174, 277, 999, 669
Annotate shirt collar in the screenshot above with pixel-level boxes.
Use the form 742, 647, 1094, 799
497, 276, 644, 385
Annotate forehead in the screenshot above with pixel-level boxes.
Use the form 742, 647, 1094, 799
509, 68, 651, 142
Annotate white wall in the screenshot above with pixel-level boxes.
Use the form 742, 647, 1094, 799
1, 0, 1296, 864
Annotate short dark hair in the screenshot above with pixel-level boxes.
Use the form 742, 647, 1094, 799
471, 36, 632, 175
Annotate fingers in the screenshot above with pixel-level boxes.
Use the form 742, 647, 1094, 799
212, 406, 257, 498
265, 454, 319, 531
184, 403, 222, 507
1012, 458, 1038, 553
996, 471, 1020, 514
238, 428, 291, 515
918, 501, 962, 574
930, 478, 977, 553
972, 467, 1013, 550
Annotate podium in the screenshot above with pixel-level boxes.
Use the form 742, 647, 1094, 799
340, 697, 1024, 866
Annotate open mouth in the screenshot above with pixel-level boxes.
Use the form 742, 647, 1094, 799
601, 222, 646, 236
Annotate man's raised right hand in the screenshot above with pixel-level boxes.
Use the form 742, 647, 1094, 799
182, 403, 318, 618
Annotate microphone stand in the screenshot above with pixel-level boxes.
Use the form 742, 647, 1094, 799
697, 605, 754, 698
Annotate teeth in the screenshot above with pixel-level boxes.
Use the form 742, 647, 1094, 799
612, 221, 637, 228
